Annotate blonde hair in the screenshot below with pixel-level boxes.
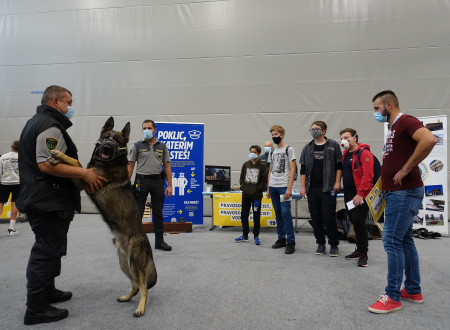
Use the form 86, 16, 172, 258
269, 125, 285, 135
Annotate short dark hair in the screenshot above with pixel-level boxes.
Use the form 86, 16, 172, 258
372, 90, 399, 107
250, 145, 261, 155
11, 140, 19, 151
312, 121, 327, 131
142, 119, 156, 129
41, 85, 71, 105
339, 128, 358, 143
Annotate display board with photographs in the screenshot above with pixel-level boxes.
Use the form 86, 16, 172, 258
416, 116, 448, 235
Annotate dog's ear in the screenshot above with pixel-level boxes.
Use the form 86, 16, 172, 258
101, 117, 114, 133
122, 122, 131, 143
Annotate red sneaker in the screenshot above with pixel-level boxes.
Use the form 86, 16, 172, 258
368, 295, 402, 314
400, 288, 423, 304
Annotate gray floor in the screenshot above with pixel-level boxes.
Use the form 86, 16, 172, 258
1, 215, 449, 330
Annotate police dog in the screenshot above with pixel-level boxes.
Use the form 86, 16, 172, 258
48, 117, 157, 317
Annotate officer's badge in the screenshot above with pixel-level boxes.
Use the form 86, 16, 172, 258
45, 137, 58, 150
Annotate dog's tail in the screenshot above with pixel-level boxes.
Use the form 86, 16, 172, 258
147, 272, 157, 289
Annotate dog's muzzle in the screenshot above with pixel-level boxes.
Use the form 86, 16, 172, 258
96, 135, 127, 161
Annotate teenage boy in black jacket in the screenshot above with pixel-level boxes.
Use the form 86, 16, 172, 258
235, 145, 267, 245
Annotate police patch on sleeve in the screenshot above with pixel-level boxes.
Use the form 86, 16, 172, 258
45, 137, 58, 150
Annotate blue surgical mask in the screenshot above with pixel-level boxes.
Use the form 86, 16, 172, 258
143, 129, 153, 140
373, 111, 387, 123
249, 153, 258, 160
264, 146, 271, 154
64, 106, 74, 120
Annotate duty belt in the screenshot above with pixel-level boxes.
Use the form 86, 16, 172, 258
137, 173, 163, 180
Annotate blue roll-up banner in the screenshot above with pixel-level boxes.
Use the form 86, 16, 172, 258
156, 122, 204, 225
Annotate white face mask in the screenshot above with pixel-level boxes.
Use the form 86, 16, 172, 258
341, 139, 349, 149
340, 136, 354, 150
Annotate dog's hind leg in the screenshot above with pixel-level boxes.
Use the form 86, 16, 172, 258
117, 285, 139, 303
115, 238, 140, 302
133, 271, 148, 317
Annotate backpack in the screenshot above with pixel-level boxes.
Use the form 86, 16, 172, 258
270, 145, 298, 180
356, 148, 381, 186
336, 208, 382, 241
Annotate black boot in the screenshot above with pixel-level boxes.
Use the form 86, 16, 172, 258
155, 233, 172, 251
24, 305, 68, 325
285, 241, 296, 254
48, 280, 72, 303
271, 238, 286, 249
48, 288, 72, 304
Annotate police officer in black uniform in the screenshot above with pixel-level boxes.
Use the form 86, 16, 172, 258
128, 119, 173, 251
17, 85, 106, 325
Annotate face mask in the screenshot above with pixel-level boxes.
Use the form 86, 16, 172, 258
64, 106, 74, 120
373, 111, 388, 123
249, 153, 258, 160
143, 129, 153, 140
310, 128, 322, 139
264, 146, 271, 154
340, 138, 350, 149
272, 136, 282, 144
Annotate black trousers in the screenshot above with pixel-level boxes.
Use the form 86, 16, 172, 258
240, 197, 262, 238
344, 192, 369, 253
26, 210, 73, 311
307, 186, 339, 246
134, 176, 165, 235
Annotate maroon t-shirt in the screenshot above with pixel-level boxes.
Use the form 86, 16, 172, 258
381, 114, 424, 191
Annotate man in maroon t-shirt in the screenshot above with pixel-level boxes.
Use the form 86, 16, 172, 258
368, 90, 436, 314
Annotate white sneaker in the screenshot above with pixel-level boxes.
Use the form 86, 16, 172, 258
8, 229, 18, 236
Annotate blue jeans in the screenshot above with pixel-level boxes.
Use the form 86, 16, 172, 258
269, 186, 295, 243
383, 186, 424, 301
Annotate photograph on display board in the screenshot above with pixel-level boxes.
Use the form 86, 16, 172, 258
425, 184, 444, 197
429, 159, 444, 172
424, 121, 443, 131
424, 213, 445, 226
425, 199, 445, 212
432, 134, 444, 146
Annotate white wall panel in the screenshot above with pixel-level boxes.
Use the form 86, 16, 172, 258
2, 1, 450, 66
1, 0, 449, 213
